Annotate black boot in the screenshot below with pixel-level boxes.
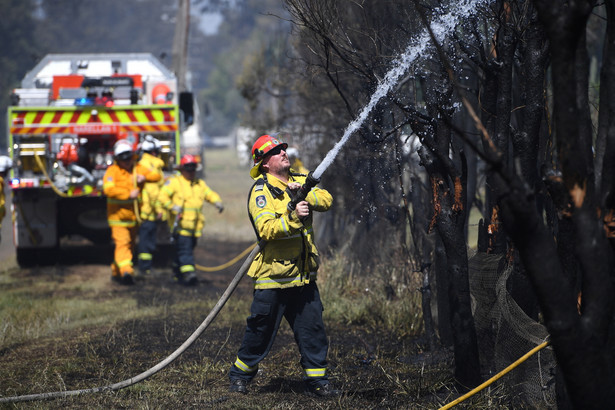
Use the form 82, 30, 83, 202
305, 382, 341, 398
184, 272, 198, 286
229, 378, 248, 394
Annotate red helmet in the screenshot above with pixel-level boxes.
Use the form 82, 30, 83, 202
180, 154, 199, 167
250, 134, 288, 178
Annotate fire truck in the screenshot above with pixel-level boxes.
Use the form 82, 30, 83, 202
7, 53, 195, 266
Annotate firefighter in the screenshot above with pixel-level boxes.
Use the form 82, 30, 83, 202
228, 134, 339, 397
0, 156, 13, 243
158, 154, 224, 285
136, 135, 165, 276
103, 139, 161, 285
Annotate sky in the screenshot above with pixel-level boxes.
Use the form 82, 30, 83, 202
195, 12, 224, 35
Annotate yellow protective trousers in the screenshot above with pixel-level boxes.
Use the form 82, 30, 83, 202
111, 225, 137, 278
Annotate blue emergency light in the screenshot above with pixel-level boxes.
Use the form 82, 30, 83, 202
74, 97, 94, 106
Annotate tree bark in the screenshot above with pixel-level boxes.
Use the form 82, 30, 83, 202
419, 67, 481, 389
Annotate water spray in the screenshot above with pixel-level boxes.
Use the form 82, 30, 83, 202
312, 0, 489, 181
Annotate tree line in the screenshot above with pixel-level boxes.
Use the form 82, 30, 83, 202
0, 0, 282, 143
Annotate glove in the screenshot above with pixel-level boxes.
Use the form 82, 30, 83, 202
215, 202, 224, 213
171, 205, 182, 214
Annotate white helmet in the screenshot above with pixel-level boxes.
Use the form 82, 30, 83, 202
0, 156, 13, 173
141, 135, 161, 153
114, 140, 134, 159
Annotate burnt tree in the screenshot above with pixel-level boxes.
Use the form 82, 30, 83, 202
415, 64, 482, 388
491, 0, 615, 407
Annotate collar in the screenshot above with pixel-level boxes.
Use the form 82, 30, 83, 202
179, 174, 198, 186
265, 173, 290, 190
262, 173, 295, 198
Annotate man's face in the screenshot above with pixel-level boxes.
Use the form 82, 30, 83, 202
262, 145, 290, 175
116, 152, 134, 170
181, 163, 197, 181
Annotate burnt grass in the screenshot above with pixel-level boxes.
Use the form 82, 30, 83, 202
0, 240, 457, 409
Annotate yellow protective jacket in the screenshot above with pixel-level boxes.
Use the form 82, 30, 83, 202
158, 174, 222, 237
248, 173, 332, 289
138, 153, 166, 221
103, 163, 161, 227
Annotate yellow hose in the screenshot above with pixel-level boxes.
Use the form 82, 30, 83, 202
439, 340, 550, 409
133, 167, 142, 225
196, 242, 257, 272
33, 154, 96, 198
33, 154, 70, 198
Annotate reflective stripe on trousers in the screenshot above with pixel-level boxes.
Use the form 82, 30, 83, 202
138, 220, 157, 272
229, 282, 329, 384
173, 234, 197, 275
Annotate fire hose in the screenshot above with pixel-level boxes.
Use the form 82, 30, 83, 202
0, 173, 321, 403
438, 340, 550, 409
33, 154, 90, 198
196, 242, 257, 272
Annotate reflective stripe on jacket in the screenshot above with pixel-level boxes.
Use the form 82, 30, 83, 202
138, 153, 166, 221
248, 173, 332, 289
103, 163, 161, 227
158, 174, 221, 237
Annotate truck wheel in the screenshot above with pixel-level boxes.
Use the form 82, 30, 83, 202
16, 248, 58, 267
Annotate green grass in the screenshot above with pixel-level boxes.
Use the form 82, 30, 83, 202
319, 254, 425, 338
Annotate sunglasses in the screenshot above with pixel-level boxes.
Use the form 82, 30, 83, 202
266, 145, 285, 157
183, 164, 197, 172
116, 153, 133, 161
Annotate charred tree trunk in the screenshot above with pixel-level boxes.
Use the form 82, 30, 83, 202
403, 146, 439, 351
508, 4, 548, 323
418, 68, 481, 389
600, 0, 615, 212
496, 0, 615, 407
480, 0, 517, 255
434, 233, 454, 346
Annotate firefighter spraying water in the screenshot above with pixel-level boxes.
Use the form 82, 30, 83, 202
228, 134, 338, 397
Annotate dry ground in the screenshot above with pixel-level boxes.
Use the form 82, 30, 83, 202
0, 239, 457, 409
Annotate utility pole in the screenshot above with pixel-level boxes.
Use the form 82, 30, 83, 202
172, 0, 190, 92
171, 0, 205, 167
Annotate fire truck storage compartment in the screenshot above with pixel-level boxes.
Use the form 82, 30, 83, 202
15, 136, 48, 173
14, 188, 57, 248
